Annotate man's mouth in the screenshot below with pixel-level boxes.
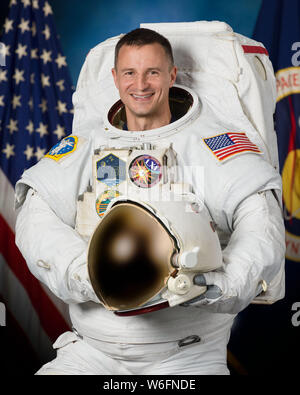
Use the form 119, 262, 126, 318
131, 93, 154, 101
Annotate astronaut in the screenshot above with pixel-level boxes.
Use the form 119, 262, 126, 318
14, 24, 285, 375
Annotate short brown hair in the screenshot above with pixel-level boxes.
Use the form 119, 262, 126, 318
114, 28, 174, 69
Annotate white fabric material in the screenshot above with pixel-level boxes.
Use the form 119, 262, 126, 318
36, 330, 230, 375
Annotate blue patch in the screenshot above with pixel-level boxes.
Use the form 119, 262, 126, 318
45, 136, 78, 161
96, 153, 126, 186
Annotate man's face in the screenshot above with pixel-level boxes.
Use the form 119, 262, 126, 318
112, 43, 177, 121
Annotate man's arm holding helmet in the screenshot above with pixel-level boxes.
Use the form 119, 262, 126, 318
182, 188, 285, 313
15, 188, 99, 305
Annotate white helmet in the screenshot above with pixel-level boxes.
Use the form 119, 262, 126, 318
86, 187, 223, 316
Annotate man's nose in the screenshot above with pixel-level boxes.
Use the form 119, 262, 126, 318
135, 74, 149, 91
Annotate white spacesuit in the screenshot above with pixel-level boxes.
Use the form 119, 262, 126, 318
14, 21, 285, 375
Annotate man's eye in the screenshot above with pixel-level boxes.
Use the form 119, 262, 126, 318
150, 70, 159, 75
124, 71, 133, 76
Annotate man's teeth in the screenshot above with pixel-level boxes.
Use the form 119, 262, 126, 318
132, 94, 153, 98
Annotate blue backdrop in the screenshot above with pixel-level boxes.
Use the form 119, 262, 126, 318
48, 0, 262, 85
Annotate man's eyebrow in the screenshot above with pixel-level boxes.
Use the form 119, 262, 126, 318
120, 68, 135, 72
120, 67, 162, 72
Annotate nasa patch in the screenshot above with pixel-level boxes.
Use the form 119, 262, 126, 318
129, 155, 162, 188
95, 190, 120, 218
45, 135, 78, 162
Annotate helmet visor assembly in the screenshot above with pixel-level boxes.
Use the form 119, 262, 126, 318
88, 200, 180, 311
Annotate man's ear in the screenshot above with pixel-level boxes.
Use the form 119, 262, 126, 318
111, 68, 118, 89
169, 66, 177, 87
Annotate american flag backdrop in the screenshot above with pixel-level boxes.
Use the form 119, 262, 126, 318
0, 0, 73, 372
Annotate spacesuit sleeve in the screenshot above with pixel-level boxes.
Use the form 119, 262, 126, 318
15, 188, 100, 305
202, 188, 286, 314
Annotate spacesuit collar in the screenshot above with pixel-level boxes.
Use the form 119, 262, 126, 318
104, 84, 201, 142
122, 114, 178, 131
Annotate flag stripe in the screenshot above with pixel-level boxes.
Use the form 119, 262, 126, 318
0, 214, 70, 342
215, 144, 261, 156
0, 168, 16, 232
217, 146, 262, 160
242, 45, 269, 56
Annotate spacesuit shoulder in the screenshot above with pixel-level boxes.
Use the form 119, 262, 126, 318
179, 123, 281, 233
44, 134, 88, 165
15, 134, 93, 226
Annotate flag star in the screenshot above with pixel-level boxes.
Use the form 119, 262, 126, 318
13, 68, 25, 84
31, 22, 37, 37
7, 118, 18, 134
40, 49, 52, 64
32, 0, 39, 8
56, 79, 65, 91
55, 54, 67, 68
56, 100, 68, 115
43, 1, 53, 16
21, 0, 31, 7
2, 143, 15, 159
15, 43, 28, 59
28, 97, 33, 110
42, 25, 51, 40
41, 73, 50, 87
0, 44, 10, 58
31, 48, 38, 59
26, 120, 34, 134
0, 96, 4, 106
36, 122, 48, 138
35, 147, 46, 161
3, 18, 14, 34
0, 69, 7, 83
18, 18, 30, 34
9, 0, 17, 6
53, 124, 66, 139
39, 98, 48, 113
24, 145, 34, 160
69, 108, 74, 114
12, 94, 21, 109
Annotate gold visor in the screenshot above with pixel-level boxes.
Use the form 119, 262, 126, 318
88, 201, 179, 311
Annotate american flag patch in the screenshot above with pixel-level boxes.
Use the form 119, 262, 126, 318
203, 132, 262, 162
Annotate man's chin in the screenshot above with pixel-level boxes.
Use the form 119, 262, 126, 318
128, 108, 156, 119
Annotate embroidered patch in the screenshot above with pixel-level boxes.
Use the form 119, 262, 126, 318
203, 132, 262, 162
45, 136, 78, 161
95, 190, 120, 218
96, 153, 126, 187
129, 155, 162, 188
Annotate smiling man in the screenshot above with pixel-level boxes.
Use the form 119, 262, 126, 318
111, 29, 177, 131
